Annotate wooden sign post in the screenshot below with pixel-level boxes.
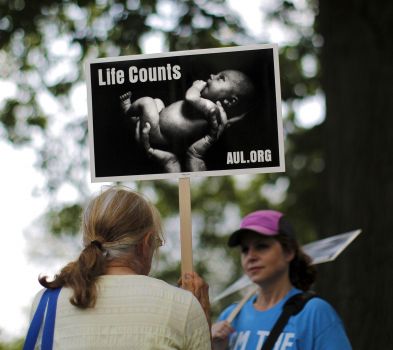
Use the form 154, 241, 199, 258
178, 177, 193, 274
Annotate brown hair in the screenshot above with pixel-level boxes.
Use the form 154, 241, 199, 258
39, 186, 163, 308
274, 233, 317, 291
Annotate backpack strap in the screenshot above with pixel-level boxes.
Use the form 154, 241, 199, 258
42, 288, 62, 350
23, 288, 61, 350
23, 289, 51, 350
261, 291, 316, 350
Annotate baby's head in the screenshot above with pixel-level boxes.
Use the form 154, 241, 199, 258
201, 69, 255, 119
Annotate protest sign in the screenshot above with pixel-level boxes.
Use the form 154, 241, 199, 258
302, 229, 361, 264
86, 44, 284, 182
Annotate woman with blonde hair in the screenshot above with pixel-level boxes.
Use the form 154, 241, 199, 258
27, 186, 211, 349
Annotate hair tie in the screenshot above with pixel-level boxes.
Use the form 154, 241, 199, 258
90, 240, 103, 250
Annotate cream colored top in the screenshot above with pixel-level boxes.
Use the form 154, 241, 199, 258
30, 275, 211, 350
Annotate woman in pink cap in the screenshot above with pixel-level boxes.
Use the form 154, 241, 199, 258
211, 210, 351, 350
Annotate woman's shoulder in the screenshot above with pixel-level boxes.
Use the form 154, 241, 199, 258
131, 276, 206, 321
287, 289, 334, 312
303, 296, 337, 313
299, 295, 344, 324
99, 274, 195, 302
145, 276, 195, 298
295, 294, 351, 347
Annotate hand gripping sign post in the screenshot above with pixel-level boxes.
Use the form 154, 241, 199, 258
85, 44, 285, 273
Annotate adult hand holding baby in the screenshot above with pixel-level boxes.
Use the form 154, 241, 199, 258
185, 101, 228, 171
137, 101, 228, 172
140, 122, 181, 172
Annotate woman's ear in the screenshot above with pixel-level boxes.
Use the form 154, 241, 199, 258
134, 233, 151, 257
143, 232, 152, 246
142, 232, 155, 256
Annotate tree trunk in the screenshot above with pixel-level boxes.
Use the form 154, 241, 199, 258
316, 1, 393, 348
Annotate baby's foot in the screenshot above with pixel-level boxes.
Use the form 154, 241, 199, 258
120, 91, 132, 115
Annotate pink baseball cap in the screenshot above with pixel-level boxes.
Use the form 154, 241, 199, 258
228, 210, 295, 247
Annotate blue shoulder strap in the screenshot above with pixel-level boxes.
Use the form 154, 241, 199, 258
23, 290, 51, 350
261, 291, 317, 350
23, 288, 61, 350
42, 288, 61, 350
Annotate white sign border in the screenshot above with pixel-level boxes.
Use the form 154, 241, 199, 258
85, 44, 285, 182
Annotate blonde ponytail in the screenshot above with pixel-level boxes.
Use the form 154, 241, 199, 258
39, 186, 163, 308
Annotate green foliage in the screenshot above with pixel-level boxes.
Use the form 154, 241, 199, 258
0, 337, 23, 350
46, 203, 83, 236
0, 98, 46, 144
2, 0, 327, 325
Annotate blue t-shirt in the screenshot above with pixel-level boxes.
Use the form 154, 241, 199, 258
218, 288, 352, 350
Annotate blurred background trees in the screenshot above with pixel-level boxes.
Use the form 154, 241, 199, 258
1, 0, 392, 348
